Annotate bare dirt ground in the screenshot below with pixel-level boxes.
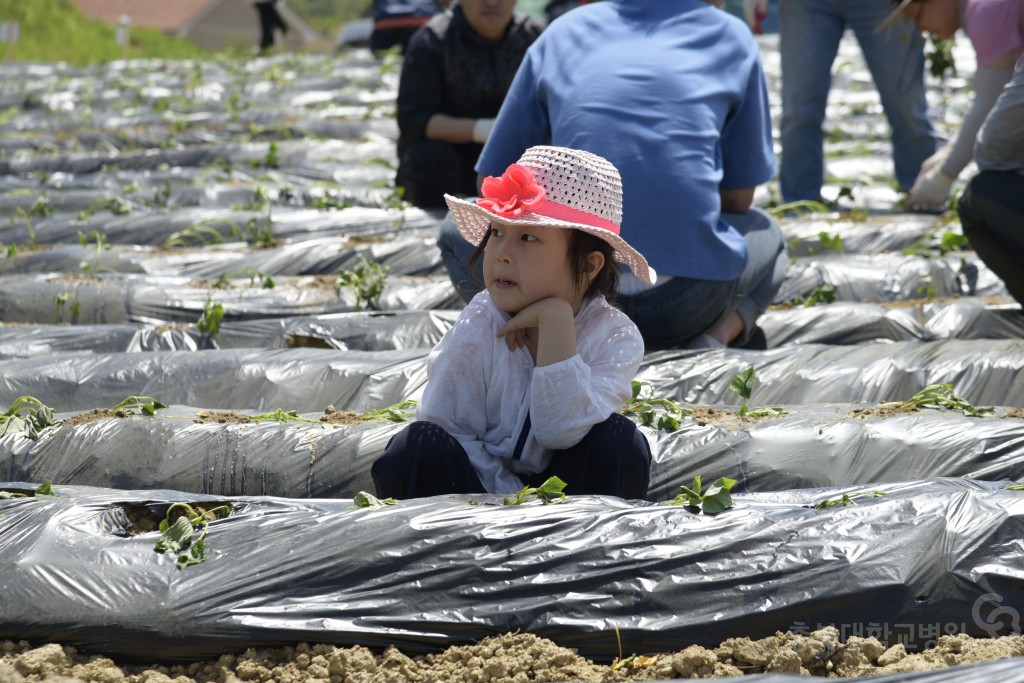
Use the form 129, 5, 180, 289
3, 628, 1023, 682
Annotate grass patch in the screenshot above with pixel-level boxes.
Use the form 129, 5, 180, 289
0, 0, 207, 66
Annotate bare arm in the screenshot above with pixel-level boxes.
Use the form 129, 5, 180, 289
720, 186, 755, 214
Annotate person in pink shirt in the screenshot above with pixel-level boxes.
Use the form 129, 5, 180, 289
882, 0, 1024, 210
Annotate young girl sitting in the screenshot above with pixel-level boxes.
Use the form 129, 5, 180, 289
371, 145, 655, 500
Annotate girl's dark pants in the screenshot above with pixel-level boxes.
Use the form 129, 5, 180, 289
371, 414, 652, 500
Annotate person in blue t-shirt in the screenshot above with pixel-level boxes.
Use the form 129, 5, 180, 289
436, 0, 786, 350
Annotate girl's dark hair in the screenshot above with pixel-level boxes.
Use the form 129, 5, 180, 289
468, 224, 620, 301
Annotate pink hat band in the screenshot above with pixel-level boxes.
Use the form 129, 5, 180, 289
478, 195, 621, 235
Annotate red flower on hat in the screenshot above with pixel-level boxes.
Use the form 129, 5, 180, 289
476, 164, 546, 218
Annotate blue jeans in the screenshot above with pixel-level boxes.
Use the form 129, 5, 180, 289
779, 0, 939, 202
437, 207, 788, 350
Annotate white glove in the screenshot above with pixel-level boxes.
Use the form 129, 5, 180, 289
919, 144, 952, 176
907, 167, 955, 209
743, 0, 769, 31
472, 118, 495, 144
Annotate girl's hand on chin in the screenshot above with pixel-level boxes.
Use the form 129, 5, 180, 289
497, 298, 574, 352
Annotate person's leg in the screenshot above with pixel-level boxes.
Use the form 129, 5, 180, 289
719, 207, 788, 348
848, 0, 938, 191
529, 414, 652, 500
958, 171, 1024, 305
371, 421, 486, 499
437, 211, 483, 303
779, 0, 846, 203
616, 276, 736, 351
396, 140, 465, 209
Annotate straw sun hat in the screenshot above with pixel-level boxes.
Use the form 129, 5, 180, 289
444, 145, 656, 285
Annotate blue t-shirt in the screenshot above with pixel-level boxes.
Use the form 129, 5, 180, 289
476, 0, 776, 281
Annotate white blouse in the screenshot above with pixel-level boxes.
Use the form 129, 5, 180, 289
417, 291, 645, 493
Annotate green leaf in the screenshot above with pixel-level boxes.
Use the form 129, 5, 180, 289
730, 367, 757, 402
700, 477, 736, 515
350, 491, 397, 509
155, 516, 194, 556
504, 476, 568, 505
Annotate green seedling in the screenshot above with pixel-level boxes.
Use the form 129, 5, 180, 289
9, 207, 38, 250
108, 396, 167, 417
0, 482, 57, 500
162, 220, 231, 249
611, 626, 638, 671
154, 502, 230, 570
792, 283, 837, 307
249, 141, 281, 169
1007, 484, 1024, 491
250, 409, 319, 424
145, 181, 172, 209
214, 268, 276, 290
621, 380, 690, 432
196, 296, 225, 338
337, 256, 390, 311
730, 366, 785, 418
53, 292, 82, 325
819, 231, 843, 253
811, 490, 887, 509
877, 383, 994, 417
78, 229, 115, 276
311, 194, 354, 211
360, 400, 418, 423
245, 215, 275, 248
504, 476, 567, 506
0, 396, 62, 441
666, 474, 736, 515
767, 199, 830, 218
349, 491, 397, 510
75, 195, 132, 224
903, 223, 969, 259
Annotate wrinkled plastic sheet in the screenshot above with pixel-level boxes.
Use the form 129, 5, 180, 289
0, 478, 1020, 664
646, 403, 1024, 501
1, 406, 391, 496
0, 310, 459, 358
638, 338, 1024, 408
0, 227, 444, 279
2, 336, 1022, 421
0, 347, 428, 413
3, 402, 1022, 502
762, 299, 1024, 345
0, 272, 458, 325
0, 204, 443, 252
775, 253, 1007, 305
781, 214, 937, 257
216, 309, 459, 350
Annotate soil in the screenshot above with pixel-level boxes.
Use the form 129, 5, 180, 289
3, 629, 1022, 682
685, 405, 782, 432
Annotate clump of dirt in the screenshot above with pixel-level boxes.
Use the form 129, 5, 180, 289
685, 405, 781, 431
191, 406, 364, 426
1004, 407, 1024, 420
846, 402, 919, 419
193, 410, 254, 424
319, 404, 362, 426
62, 408, 119, 427
2, 629, 1023, 683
